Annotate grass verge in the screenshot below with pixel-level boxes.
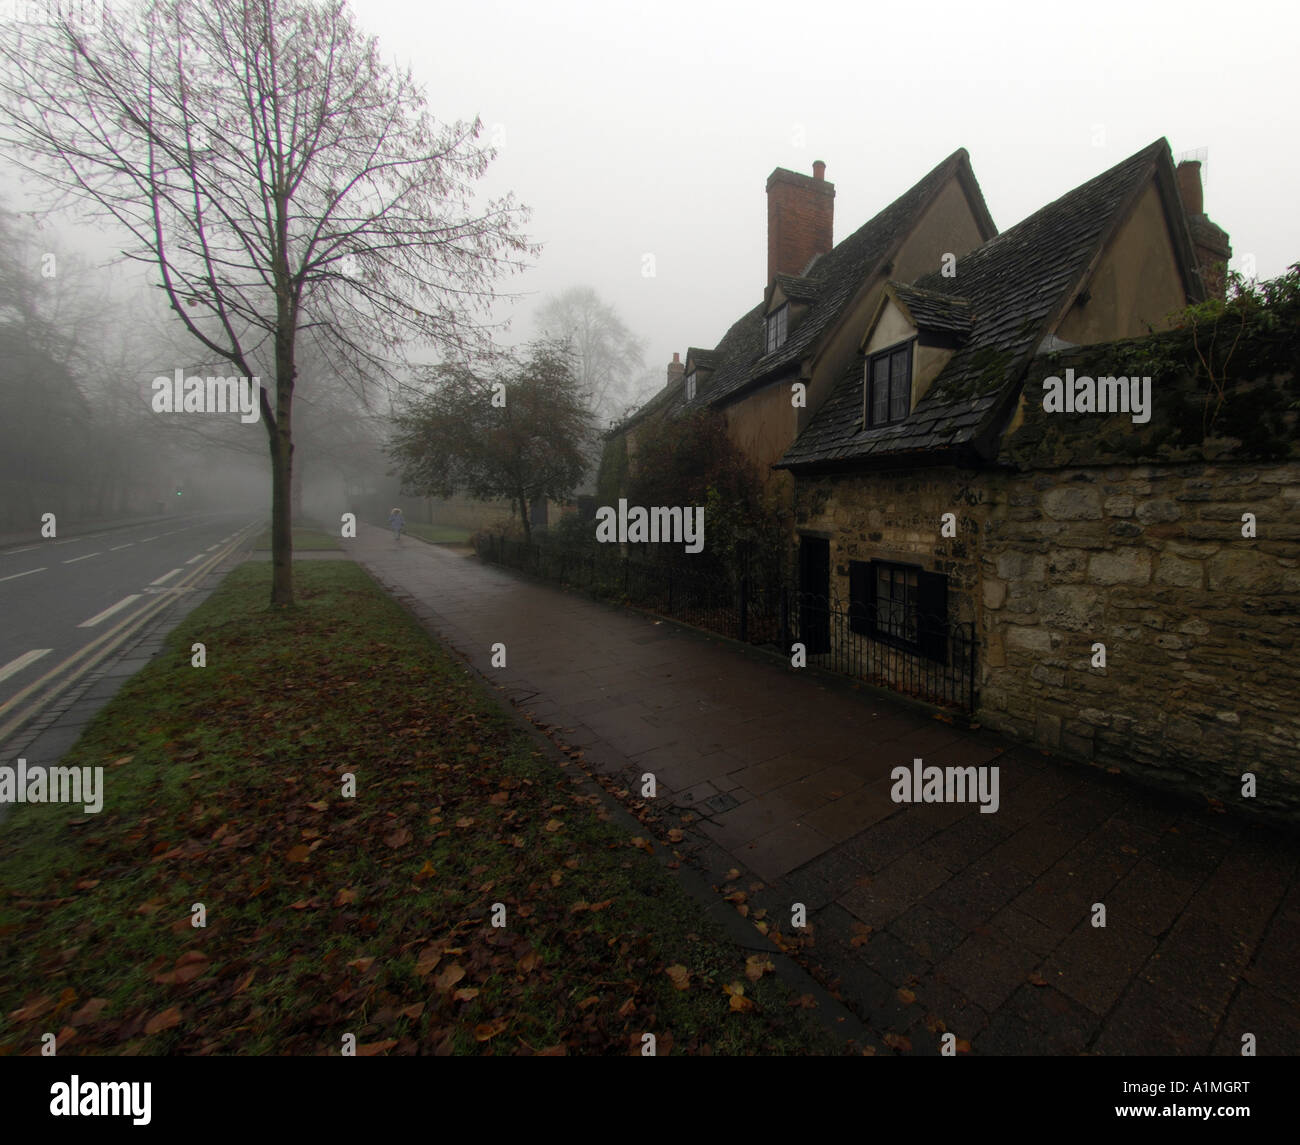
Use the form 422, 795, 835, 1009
252, 526, 338, 551
404, 523, 472, 544
0, 561, 844, 1056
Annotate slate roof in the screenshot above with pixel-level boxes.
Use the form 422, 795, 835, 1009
887, 282, 974, 339
778, 138, 1200, 471
772, 273, 824, 304
613, 148, 994, 429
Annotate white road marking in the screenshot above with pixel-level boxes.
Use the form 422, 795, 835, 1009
0, 567, 45, 583
63, 552, 101, 564
185, 553, 204, 564
77, 594, 142, 628
149, 568, 182, 585
5, 546, 37, 554
51, 539, 82, 545
206, 544, 219, 551
139, 536, 159, 542
0, 648, 52, 684
109, 543, 134, 551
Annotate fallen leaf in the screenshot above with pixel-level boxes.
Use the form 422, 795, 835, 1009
667, 829, 684, 843
346, 956, 375, 973
306, 800, 329, 812
334, 887, 358, 906
286, 844, 310, 864
665, 965, 690, 991
475, 1017, 508, 1041
744, 955, 774, 982
75, 878, 100, 890
144, 1007, 182, 1035
452, 988, 479, 1003
1028, 972, 1049, 987
455, 817, 475, 829
725, 868, 741, 880
69, 997, 110, 1024
897, 987, 916, 1005
9, 996, 53, 1022
434, 964, 466, 992
356, 1038, 398, 1056
544, 819, 563, 833
400, 1002, 426, 1019
384, 828, 411, 849
882, 1032, 911, 1052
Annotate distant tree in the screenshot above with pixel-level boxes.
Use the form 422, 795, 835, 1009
389, 340, 593, 542
0, 0, 536, 604
535, 287, 646, 426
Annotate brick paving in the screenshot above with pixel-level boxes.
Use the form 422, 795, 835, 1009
349, 526, 1300, 1055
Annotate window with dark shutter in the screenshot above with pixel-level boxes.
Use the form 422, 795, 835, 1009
865, 340, 914, 427
865, 559, 948, 663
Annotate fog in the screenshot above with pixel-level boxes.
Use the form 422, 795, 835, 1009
2, 0, 1296, 533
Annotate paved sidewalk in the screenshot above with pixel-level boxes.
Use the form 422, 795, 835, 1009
347, 526, 1300, 1055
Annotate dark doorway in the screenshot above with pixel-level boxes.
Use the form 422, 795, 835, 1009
798, 536, 831, 655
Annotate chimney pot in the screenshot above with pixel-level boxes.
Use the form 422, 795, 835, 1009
666, 352, 684, 387
813, 160, 826, 180
1176, 160, 1204, 218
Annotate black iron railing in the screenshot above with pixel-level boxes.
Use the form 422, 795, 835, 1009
477, 536, 975, 712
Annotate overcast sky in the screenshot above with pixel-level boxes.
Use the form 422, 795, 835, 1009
353, 0, 1300, 391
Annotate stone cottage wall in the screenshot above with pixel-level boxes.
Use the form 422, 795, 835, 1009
789, 339, 1299, 818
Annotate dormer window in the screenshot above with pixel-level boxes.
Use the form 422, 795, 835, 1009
765, 304, 788, 353
684, 371, 697, 401
866, 341, 913, 426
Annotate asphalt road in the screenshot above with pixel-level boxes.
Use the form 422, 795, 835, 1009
0, 511, 258, 733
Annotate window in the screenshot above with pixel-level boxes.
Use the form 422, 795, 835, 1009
849, 559, 949, 663
765, 304, 788, 353
866, 341, 913, 426
684, 371, 697, 401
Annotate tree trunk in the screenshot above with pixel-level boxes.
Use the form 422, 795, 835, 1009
517, 490, 531, 544
268, 334, 296, 606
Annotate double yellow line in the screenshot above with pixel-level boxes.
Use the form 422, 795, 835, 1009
0, 523, 259, 747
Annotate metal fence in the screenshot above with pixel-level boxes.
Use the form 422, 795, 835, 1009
477, 535, 976, 713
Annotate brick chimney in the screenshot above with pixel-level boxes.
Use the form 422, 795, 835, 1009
1175, 160, 1232, 300
767, 161, 835, 287
666, 351, 684, 389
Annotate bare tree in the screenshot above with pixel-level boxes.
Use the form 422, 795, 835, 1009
0, 0, 536, 603
535, 286, 646, 426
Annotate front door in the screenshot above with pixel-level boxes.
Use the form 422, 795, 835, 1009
798, 536, 831, 655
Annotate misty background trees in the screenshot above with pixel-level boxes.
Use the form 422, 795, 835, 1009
389, 340, 593, 542
0, 0, 534, 604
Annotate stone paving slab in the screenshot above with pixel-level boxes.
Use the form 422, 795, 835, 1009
346, 527, 1300, 1055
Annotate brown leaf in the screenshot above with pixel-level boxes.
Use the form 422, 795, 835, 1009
455, 817, 475, 829
144, 1007, 182, 1035
667, 828, 684, 843
744, 954, 774, 982
451, 988, 479, 1003
69, 997, 110, 1025
517, 950, 540, 975
882, 1032, 912, 1052
725, 868, 741, 880
356, 1038, 398, 1056
1028, 972, 1049, 987
412, 860, 436, 883
400, 1002, 425, 1019
434, 964, 466, 992
9, 995, 53, 1022
334, 887, 358, 906
665, 964, 690, 991
346, 956, 375, 973
474, 1017, 509, 1042
897, 987, 916, 1005
286, 844, 310, 864
384, 828, 411, 849
75, 878, 100, 890
544, 818, 563, 833
955, 1037, 972, 1054
629, 836, 653, 854
306, 800, 329, 812
924, 1013, 947, 1034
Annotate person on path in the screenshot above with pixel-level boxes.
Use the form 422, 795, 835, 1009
388, 507, 405, 543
